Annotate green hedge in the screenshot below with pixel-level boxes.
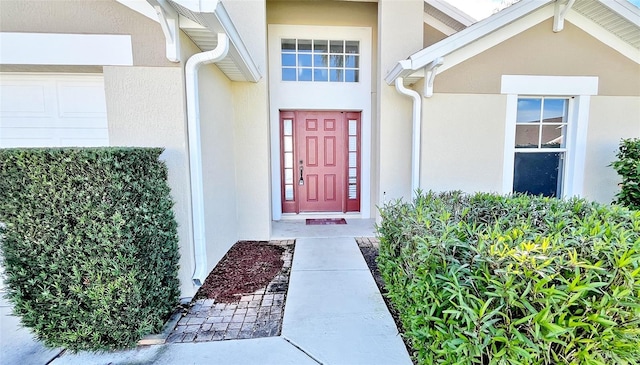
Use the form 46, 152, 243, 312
0, 148, 180, 351
613, 138, 640, 210
377, 191, 640, 365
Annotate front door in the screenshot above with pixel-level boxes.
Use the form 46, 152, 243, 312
280, 111, 360, 213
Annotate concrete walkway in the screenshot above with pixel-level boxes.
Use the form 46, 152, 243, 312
5, 234, 411, 365
282, 237, 411, 365
0, 296, 62, 365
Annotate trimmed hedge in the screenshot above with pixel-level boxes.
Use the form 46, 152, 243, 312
613, 138, 640, 210
377, 191, 640, 365
0, 148, 180, 351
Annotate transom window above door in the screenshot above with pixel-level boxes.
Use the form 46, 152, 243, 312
281, 39, 360, 82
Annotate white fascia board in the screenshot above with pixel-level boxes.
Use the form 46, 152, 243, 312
0, 33, 133, 66
425, 0, 477, 25
384, 60, 412, 85
170, 0, 261, 82
211, 1, 261, 82
565, 11, 640, 64
174, 0, 220, 13
501, 75, 599, 95
600, 0, 640, 25
409, 0, 553, 71
436, 5, 553, 74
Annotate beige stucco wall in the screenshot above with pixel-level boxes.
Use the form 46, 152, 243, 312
420, 93, 507, 193
232, 81, 272, 238
437, 19, 640, 96
0, 0, 173, 67
423, 23, 447, 47
378, 0, 424, 205
228, 0, 271, 238
102, 65, 195, 297
583, 96, 640, 203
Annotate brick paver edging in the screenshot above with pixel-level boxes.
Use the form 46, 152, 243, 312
166, 240, 295, 343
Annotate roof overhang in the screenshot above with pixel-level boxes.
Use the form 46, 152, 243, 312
387, 0, 640, 87
117, 0, 261, 82
166, 0, 261, 82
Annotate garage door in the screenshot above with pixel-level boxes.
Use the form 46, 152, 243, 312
0, 73, 109, 148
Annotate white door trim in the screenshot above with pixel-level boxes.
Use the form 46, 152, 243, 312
268, 24, 372, 220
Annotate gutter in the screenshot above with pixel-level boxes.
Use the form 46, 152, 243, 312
394, 77, 422, 199
186, 33, 230, 286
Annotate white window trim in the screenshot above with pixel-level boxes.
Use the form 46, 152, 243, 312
501, 75, 598, 197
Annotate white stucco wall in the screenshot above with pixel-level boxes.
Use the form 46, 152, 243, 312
583, 96, 640, 203
418, 92, 640, 204
180, 32, 243, 297
102, 65, 195, 297
377, 0, 424, 206
233, 81, 272, 238
227, 0, 271, 238
420, 93, 507, 193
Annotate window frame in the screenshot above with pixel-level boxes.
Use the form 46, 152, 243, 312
280, 38, 360, 83
513, 96, 572, 197
501, 75, 598, 198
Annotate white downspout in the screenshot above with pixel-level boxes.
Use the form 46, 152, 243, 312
186, 33, 229, 286
395, 77, 422, 199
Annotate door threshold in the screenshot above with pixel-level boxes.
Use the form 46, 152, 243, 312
279, 212, 363, 221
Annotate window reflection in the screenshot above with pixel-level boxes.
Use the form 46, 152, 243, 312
281, 38, 359, 82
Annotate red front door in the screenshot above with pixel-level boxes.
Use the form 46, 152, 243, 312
297, 111, 345, 212
280, 111, 361, 214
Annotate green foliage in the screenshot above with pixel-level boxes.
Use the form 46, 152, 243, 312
0, 148, 180, 351
613, 138, 640, 210
377, 191, 640, 365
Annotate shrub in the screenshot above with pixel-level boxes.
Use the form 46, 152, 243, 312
377, 191, 640, 365
613, 138, 640, 210
0, 148, 180, 351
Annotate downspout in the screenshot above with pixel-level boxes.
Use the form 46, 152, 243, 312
395, 78, 422, 199
186, 33, 229, 286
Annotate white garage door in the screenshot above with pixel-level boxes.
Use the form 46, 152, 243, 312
0, 73, 109, 148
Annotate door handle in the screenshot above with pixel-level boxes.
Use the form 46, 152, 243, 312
298, 160, 304, 185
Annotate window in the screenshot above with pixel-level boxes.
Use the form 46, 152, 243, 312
281, 118, 295, 201
281, 39, 359, 82
501, 75, 597, 199
513, 97, 569, 197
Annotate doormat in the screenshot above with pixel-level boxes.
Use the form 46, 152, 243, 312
306, 218, 347, 225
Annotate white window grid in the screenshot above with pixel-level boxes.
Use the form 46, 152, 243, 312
514, 96, 570, 154
281, 39, 360, 82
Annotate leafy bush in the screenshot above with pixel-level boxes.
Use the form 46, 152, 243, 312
613, 138, 640, 210
377, 191, 640, 365
0, 148, 180, 351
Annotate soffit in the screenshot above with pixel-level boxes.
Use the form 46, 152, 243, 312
168, 0, 261, 82
573, 0, 640, 48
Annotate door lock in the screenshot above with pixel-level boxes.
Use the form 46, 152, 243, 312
298, 160, 304, 185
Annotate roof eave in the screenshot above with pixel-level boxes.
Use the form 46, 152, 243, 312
385, 0, 553, 85
168, 0, 262, 82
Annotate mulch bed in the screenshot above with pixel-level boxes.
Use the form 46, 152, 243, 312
167, 240, 294, 343
194, 241, 285, 303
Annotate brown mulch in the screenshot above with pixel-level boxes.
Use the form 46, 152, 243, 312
194, 241, 285, 303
